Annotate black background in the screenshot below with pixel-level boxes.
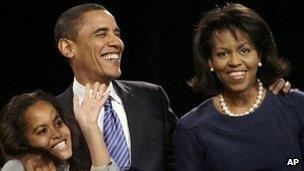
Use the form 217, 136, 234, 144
1, 0, 304, 118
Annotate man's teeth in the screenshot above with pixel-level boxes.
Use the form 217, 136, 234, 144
104, 54, 119, 60
228, 71, 246, 79
54, 141, 67, 151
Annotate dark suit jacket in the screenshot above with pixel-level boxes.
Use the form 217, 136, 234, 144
56, 80, 177, 171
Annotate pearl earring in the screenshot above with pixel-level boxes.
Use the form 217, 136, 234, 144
258, 62, 262, 67
210, 67, 214, 72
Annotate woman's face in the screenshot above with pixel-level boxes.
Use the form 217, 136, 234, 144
208, 29, 260, 93
23, 100, 72, 160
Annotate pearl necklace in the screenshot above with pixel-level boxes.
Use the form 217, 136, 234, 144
219, 79, 264, 117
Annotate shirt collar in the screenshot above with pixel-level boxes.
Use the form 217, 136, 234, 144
72, 77, 122, 104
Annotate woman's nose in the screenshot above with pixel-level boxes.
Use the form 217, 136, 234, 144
228, 53, 242, 67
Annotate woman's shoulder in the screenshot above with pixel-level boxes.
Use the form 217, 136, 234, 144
275, 89, 304, 107
177, 98, 215, 130
1, 159, 24, 171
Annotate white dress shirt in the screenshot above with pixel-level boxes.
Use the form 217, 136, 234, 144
72, 78, 131, 157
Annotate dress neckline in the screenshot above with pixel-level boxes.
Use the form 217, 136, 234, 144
206, 90, 277, 132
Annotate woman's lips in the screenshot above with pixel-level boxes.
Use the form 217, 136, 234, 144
227, 71, 246, 80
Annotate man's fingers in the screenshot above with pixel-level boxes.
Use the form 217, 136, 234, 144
282, 81, 291, 93
268, 84, 274, 91
270, 78, 285, 95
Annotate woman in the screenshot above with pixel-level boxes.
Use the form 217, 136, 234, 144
174, 3, 304, 170
0, 82, 119, 170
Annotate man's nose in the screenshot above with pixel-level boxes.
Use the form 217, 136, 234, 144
108, 34, 123, 48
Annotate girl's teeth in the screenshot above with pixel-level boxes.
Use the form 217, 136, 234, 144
54, 141, 67, 150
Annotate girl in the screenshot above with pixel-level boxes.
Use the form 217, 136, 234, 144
0, 82, 118, 170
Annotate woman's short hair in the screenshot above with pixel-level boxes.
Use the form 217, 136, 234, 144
191, 3, 289, 95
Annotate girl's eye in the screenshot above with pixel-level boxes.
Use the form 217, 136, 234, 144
55, 118, 63, 128
37, 128, 48, 136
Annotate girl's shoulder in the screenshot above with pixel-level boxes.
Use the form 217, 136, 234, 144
1, 159, 24, 171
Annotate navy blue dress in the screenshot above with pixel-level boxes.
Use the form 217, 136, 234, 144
174, 90, 304, 171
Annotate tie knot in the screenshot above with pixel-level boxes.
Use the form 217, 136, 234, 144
104, 98, 113, 111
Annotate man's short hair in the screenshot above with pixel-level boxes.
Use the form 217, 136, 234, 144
54, 3, 107, 45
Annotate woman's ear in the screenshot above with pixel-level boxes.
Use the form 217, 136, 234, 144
208, 59, 214, 70
57, 38, 75, 59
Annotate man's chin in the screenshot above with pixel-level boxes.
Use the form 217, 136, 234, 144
106, 71, 122, 80
107, 74, 121, 81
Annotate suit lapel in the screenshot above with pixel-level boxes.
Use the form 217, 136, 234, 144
113, 81, 144, 167
59, 81, 146, 167
56, 85, 74, 116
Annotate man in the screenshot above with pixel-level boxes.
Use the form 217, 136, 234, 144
54, 3, 177, 171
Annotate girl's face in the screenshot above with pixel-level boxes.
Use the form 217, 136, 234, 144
23, 100, 72, 160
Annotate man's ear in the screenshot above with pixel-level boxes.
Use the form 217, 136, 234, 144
57, 38, 75, 59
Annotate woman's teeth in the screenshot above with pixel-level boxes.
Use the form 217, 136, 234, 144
228, 71, 246, 79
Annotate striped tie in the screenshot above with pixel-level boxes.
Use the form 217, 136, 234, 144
103, 98, 131, 170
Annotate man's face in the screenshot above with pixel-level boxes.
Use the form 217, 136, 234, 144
71, 10, 124, 84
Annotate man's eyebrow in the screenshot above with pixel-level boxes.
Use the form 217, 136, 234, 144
92, 27, 109, 35
92, 27, 121, 35
114, 28, 121, 32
